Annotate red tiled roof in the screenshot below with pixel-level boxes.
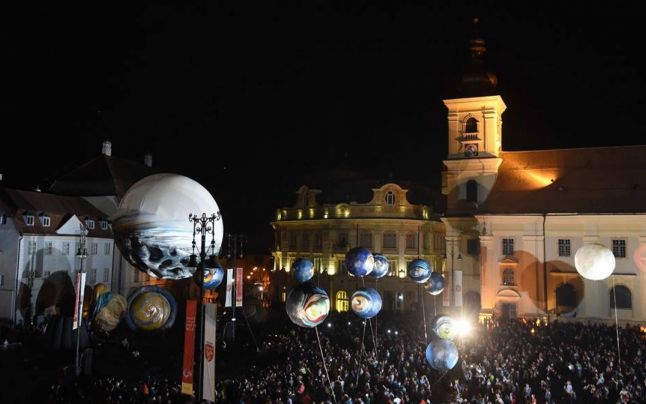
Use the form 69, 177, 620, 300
477, 145, 646, 214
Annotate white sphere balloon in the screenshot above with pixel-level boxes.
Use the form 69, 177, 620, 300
574, 243, 615, 281
111, 174, 223, 280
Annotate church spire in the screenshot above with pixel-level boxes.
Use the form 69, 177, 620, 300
458, 17, 498, 97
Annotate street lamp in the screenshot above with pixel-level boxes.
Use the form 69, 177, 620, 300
188, 212, 221, 402
75, 223, 88, 376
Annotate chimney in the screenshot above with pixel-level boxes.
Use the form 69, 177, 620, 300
102, 139, 112, 156
144, 152, 153, 167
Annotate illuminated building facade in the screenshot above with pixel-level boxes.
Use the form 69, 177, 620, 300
271, 182, 446, 312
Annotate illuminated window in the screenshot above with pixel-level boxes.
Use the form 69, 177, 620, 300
281, 291, 287, 303
385, 191, 395, 206
612, 239, 626, 258
24, 214, 35, 226
502, 238, 514, 256
610, 285, 632, 309
85, 218, 95, 230
336, 290, 349, 312
41, 215, 51, 227
558, 239, 571, 257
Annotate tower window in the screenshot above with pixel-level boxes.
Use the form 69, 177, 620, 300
558, 239, 571, 257
502, 238, 514, 256
502, 268, 515, 286
465, 117, 478, 133
612, 239, 626, 258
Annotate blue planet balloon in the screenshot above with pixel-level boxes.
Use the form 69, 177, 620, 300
432, 315, 457, 340
425, 339, 459, 371
286, 282, 330, 328
292, 258, 314, 283
370, 254, 389, 278
345, 247, 374, 277
407, 258, 432, 283
424, 271, 445, 295
350, 287, 382, 319
203, 266, 225, 289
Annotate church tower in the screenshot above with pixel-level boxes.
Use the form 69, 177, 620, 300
442, 18, 505, 212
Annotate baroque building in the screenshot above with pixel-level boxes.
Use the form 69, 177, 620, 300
271, 181, 447, 313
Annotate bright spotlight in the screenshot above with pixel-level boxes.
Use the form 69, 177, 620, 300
327, 322, 332, 328
455, 318, 472, 337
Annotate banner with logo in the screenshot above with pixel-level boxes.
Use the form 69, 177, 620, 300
73, 272, 87, 330
442, 268, 450, 307
454, 270, 463, 307
235, 268, 243, 308
225, 269, 234, 308
202, 303, 217, 402
181, 300, 197, 396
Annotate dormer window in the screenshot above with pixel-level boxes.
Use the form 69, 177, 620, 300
85, 218, 95, 230
24, 213, 35, 226
385, 191, 395, 206
40, 214, 51, 227
100, 220, 109, 231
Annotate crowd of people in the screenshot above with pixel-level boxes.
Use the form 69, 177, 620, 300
3, 310, 645, 403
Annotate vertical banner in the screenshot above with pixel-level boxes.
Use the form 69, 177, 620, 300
73, 272, 87, 330
181, 300, 197, 396
235, 268, 243, 307
442, 271, 451, 307
202, 303, 217, 402
225, 269, 234, 308
454, 270, 463, 307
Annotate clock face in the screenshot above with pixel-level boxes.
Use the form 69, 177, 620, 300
465, 143, 478, 157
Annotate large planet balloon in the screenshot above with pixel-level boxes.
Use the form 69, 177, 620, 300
351, 287, 382, 319
203, 266, 225, 289
370, 254, 389, 278
425, 339, 459, 371
408, 258, 432, 283
126, 286, 177, 332
432, 315, 457, 340
574, 243, 616, 280
425, 272, 445, 295
292, 258, 314, 283
345, 247, 374, 277
111, 174, 223, 280
286, 282, 330, 328
92, 292, 127, 332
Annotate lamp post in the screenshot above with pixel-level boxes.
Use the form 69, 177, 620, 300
75, 223, 88, 377
188, 212, 221, 403
225, 234, 245, 323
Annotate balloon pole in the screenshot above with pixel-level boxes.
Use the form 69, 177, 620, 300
315, 327, 337, 404
420, 284, 428, 344
356, 320, 367, 386
433, 295, 437, 316
374, 278, 378, 357
612, 276, 622, 370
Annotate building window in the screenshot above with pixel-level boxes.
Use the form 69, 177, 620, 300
465, 117, 478, 133
383, 233, 397, 249
385, 191, 395, 206
360, 233, 373, 249
336, 290, 349, 312
25, 214, 35, 226
405, 233, 417, 250
62, 242, 70, 255
434, 234, 446, 251
502, 238, 514, 256
100, 220, 109, 230
281, 290, 287, 303
314, 232, 322, 250
610, 285, 632, 309
556, 283, 576, 308
0, 214, 6, 225
302, 233, 310, 251
289, 232, 297, 251
612, 239, 626, 258
558, 239, 571, 257
337, 260, 347, 275
336, 231, 348, 249
41, 215, 51, 227
90, 243, 98, 255
466, 180, 478, 203
104, 243, 111, 255
30, 241, 37, 253
502, 268, 515, 286
103, 268, 109, 282
46, 242, 53, 255
88, 268, 96, 284
85, 219, 95, 230
467, 239, 480, 255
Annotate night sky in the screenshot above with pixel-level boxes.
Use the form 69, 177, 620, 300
4, 1, 646, 253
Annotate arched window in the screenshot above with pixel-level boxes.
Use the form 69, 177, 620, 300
336, 290, 349, 312
465, 117, 478, 133
610, 285, 632, 309
556, 283, 576, 308
385, 191, 395, 206
502, 268, 515, 286
466, 180, 478, 203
